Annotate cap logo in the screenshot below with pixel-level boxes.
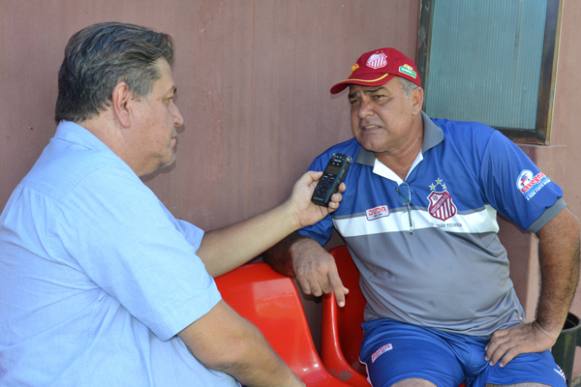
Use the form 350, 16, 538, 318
351, 63, 360, 72
366, 52, 388, 69
399, 64, 417, 79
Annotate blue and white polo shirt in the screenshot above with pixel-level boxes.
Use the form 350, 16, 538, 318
299, 113, 565, 335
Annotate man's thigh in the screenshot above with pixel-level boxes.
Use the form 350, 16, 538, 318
473, 351, 566, 387
393, 378, 436, 387
486, 384, 549, 387
360, 320, 464, 387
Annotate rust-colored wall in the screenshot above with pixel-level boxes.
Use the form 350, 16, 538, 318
0, 0, 419, 231
0, 0, 419, 352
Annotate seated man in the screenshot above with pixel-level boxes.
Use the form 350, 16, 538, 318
266, 47, 580, 386
0, 22, 345, 387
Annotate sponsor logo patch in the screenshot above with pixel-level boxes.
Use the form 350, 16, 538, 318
366, 52, 388, 69
371, 343, 393, 363
366, 205, 389, 221
399, 64, 417, 79
516, 169, 550, 201
427, 178, 457, 221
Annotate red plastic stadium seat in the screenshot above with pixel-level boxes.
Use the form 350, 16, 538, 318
323, 246, 465, 387
216, 262, 350, 387
322, 246, 370, 386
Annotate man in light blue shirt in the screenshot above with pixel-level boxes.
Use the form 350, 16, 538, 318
0, 22, 343, 387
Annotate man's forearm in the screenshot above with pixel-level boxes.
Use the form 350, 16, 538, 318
263, 233, 307, 276
197, 202, 300, 276
180, 301, 303, 387
196, 171, 341, 277
216, 326, 302, 387
535, 209, 581, 336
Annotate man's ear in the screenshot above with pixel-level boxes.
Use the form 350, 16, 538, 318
111, 82, 133, 128
411, 87, 424, 115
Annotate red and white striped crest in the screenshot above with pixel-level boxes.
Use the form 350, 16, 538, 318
427, 191, 457, 221
366, 53, 388, 69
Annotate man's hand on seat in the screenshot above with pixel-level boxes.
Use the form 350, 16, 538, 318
290, 237, 349, 307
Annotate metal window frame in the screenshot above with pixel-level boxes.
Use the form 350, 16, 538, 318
417, 0, 561, 144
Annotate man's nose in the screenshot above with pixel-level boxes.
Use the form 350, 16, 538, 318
174, 105, 185, 129
357, 96, 373, 119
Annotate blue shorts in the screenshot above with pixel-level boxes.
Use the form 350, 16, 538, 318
360, 319, 566, 387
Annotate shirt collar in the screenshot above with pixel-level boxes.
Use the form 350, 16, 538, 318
53, 120, 116, 154
354, 111, 444, 166
421, 111, 444, 152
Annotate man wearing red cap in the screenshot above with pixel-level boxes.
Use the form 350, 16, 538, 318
267, 47, 579, 386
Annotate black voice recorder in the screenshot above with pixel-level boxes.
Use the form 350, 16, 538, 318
311, 153, 351, 207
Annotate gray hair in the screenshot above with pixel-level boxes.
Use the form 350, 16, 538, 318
55, 22, 174, 123
398, 77, 419, 95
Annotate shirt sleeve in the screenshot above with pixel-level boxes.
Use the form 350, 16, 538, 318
174, 218, 205, 248
297, 154, 335, 245
479, 130, 564, 232
52, 165, 220, 341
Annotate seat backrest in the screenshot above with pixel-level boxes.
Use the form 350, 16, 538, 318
215, 262, 349, 386
320, 245, 369, 385
330, 245, 366, 367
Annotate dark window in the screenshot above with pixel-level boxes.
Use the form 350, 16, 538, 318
417, 0, 560, 144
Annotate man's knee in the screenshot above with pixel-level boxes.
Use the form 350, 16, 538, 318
392, 378, 436, 387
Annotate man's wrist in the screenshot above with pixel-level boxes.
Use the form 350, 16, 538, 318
289, 237, 316, 256
279, 200, 302, 231
533, 320, 560, 340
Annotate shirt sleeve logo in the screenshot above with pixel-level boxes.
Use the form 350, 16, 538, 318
516, 169, 551, 201
427, 178, 457, 221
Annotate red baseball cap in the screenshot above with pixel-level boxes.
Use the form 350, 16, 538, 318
330, 47, 421, 94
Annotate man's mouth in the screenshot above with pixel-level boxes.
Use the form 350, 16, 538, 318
361, 124, 382, 131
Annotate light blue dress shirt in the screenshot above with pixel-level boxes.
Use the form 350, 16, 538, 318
0, 121, 239, 386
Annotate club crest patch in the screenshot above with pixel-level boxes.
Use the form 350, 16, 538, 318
516, 169, 550, 201
366, 52, 388, 69
427, 178, 457, 221
366, 205, 389, 221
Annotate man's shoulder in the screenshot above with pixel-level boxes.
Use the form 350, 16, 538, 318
305, 138, 360, 171
431, 116, 496, 140
20, 142, 139, 207
428, 116, 507, 157
313, 138, 360, 160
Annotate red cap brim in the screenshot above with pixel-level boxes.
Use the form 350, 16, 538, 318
329, 73, 394, 94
